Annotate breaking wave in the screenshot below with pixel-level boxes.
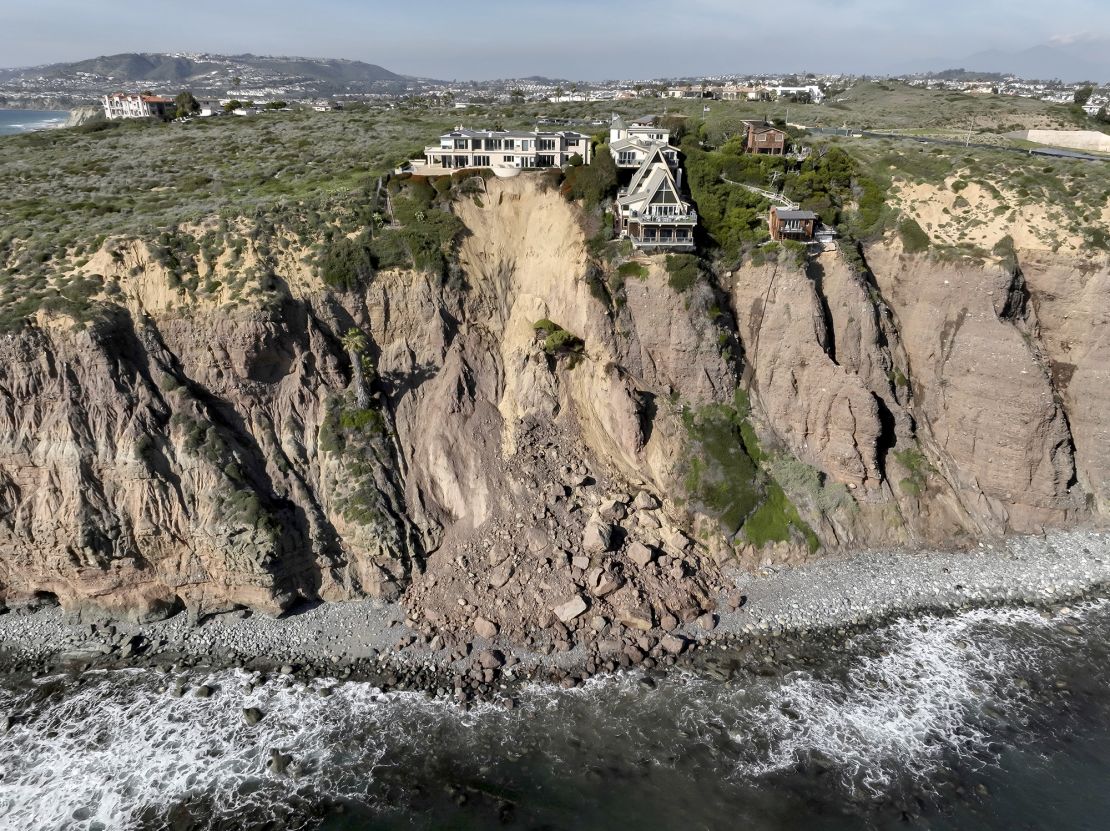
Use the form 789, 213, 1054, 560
0, 603, 1099, 830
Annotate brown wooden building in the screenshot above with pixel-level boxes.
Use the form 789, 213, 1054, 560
769, 207, 818, 241
743, 120, 787, 155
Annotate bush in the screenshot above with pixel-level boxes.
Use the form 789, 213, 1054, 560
562, 145, 618, 207
898, 217, 931, 253
665, 254, 701, 292
617, 261, 649, 279
320, 234, 374, 290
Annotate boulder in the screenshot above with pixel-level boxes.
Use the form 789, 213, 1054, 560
553, 595, 588, 623
587, 568, 623, 598
489, 564, 514, 589
632, 491, 659, 511
571, 555, 590, 571
666, 529, 692, 553
598, 498, 627, 523
583, 520, 615, 553
661, 634, 688, 655
243, 707, 264, 725
473, 617, 499, 640
627, 541, 656, 567
477, 649, 505, 669
697, 613, 718, 631
618, 606, 654, 632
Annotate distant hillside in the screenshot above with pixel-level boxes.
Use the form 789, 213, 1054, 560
0, 52, 410, 94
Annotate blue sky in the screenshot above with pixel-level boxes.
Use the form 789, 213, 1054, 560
1, 0, 1108, 78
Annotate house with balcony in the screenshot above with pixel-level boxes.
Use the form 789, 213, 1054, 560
616, 147, 697, 252
101, 92, 176, 120
742, 120, 787, 155
769, 207, 817, 241
406, 126, 592, 176
608, 114, 681, 169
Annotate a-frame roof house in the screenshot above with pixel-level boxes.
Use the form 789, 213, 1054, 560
618, 147, 688, 214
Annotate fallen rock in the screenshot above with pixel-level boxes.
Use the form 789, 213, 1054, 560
525, 527, 549, 552
598, 498, 628, 523
489, 564, 515, 589
632, 491, 659, 510
553, 595, 588, 623
666, 529, 692, 553
583, 520, 615, 553
659, 613, 679, 632
571, 555, 591, 571
627, 541, 656, 567
697, 613, 718, 631
661, 634, 688, 655
243, 707, 264, 726
474, 617, 499, 640
478, 649, 505, 669
587, 568, 624, 598
619, 606, 654, 632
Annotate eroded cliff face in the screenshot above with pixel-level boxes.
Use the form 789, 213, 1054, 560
0, 175, 1105, 631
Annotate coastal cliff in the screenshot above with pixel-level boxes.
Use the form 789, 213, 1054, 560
0, 175, 1105, 636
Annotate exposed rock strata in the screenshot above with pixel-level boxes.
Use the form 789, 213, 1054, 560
0, 175, 1104, 635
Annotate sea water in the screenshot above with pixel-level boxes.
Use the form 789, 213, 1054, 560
1, 601, 1108, 830
0, 110, 69, 136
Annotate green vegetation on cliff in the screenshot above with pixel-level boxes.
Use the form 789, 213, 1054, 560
682, 390, 819, 552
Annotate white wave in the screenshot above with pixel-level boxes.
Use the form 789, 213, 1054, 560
721, 605, 1064, 792
0, 602, 1100, 828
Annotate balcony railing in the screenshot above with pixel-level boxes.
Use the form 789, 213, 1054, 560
625, 209, 698, 224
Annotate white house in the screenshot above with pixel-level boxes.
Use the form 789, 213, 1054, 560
608, 114, 681, 169
615, 146, 697, 251
408, 126, 593, 175
771, 85, 825, 103
101, 92, 176, 120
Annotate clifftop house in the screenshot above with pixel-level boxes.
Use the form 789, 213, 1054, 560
101, 92, 176, 120
609, 114, 680, 169
742, 120, 787, 155
405, 126, 592, 175
614, 146, 697, 252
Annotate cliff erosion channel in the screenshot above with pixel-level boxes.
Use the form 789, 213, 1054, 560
0, 175, 1106, 650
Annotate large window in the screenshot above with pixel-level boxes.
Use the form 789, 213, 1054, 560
537, 154, 556, 167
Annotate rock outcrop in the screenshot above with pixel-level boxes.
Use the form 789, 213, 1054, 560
0, 175, 1105, 632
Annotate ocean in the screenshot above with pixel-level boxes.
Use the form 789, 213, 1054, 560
1, 600, 1108, 830
0, 109, 69, 136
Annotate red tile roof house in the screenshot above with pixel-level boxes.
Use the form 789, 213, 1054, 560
101, 93, 177, 120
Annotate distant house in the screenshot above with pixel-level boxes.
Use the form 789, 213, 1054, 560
771, 85, 826, 103
101, 92, 176, 120
769, 207, 817, 241
313, 100, 341, 112
608, 114, 680, 169
407, 126, 593, 174
616, 146, 697, 251
743, 120, 787, 155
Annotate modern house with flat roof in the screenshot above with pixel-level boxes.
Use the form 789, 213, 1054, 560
101, 92, 176, 120
406, 127, 592, 176
616, 146, 697, 252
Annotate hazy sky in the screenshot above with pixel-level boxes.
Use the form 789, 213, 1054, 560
1, 0, 1108, 78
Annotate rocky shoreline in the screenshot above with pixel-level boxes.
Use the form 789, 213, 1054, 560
1, 530, 1107, 706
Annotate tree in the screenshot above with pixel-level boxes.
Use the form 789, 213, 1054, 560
223, 100, 244, 113
1074, 85, 1094, 106
340, 329, 371, 410
175, 91, 200, 119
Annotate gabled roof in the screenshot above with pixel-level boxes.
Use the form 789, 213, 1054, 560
625, 145, 675, 193
619, 151, 691, 215
773, 208, 818, 220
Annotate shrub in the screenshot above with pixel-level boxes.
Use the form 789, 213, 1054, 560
665, 254, 701, 292
319, 235, 374, 290
898, 217, 931, 253
617, 261, 649, 279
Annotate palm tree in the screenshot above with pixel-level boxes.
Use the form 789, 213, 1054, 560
341, 328, 371, 409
